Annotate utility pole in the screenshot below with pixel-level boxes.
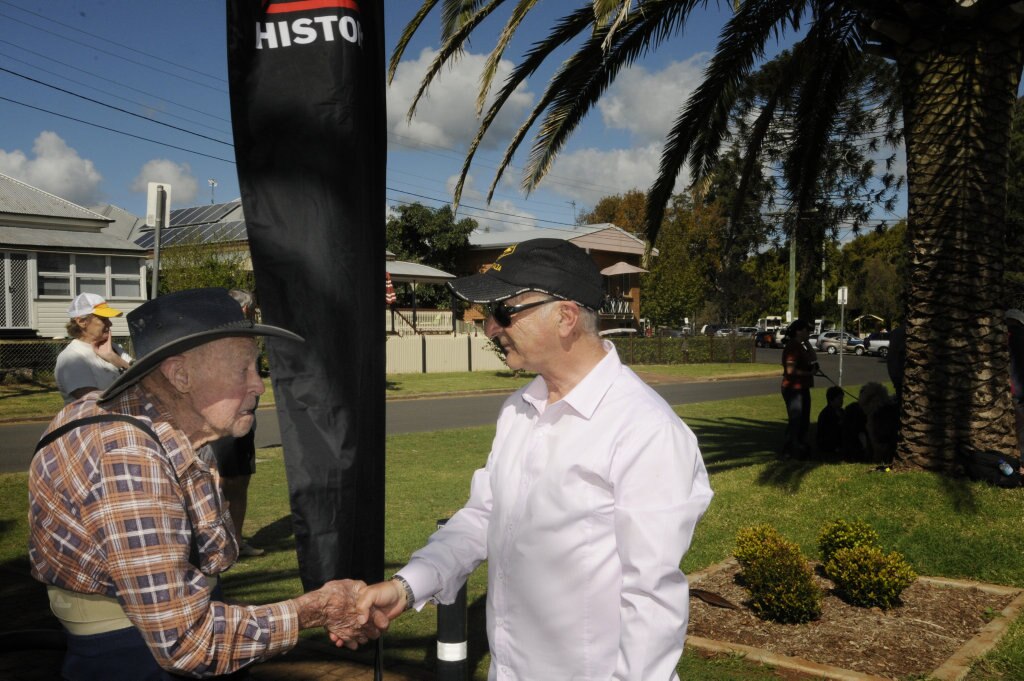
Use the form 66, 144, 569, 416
568, 200, 577, 224
208, 178, 218, 205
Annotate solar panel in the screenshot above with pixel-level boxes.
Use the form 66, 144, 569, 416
169, 202, 237, 227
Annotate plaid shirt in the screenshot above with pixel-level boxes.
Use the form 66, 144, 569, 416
28, 386, 299, 676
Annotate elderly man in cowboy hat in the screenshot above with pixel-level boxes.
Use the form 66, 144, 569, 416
358, 239, 714, 680
29, 288, 384, 680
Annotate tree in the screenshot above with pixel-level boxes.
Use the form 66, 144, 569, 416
157, 239, 252, 296
578, 189, 648, 234
386, 202, 477, 308
391, 1, 1024, 470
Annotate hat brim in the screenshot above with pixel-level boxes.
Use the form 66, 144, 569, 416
98, 324, 303, 402
447, 273, 541, 305
91, 307, 123, 318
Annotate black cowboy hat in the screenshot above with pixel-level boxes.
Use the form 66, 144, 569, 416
99, 288, 303, 401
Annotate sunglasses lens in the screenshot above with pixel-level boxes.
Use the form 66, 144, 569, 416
492, 303, 512, 327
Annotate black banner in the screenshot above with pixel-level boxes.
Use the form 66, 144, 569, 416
226, 0, 385, 589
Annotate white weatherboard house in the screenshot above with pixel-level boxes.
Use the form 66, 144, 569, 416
0, 173, 147, 338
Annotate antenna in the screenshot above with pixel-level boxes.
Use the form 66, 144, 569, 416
208, 178, 218, 204
568, 200, 577, 224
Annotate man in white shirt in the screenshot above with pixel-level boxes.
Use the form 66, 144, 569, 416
55, 293, 133, 404
358, 239, 714, 680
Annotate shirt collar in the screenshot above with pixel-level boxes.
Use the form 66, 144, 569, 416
520, 340, 620, 419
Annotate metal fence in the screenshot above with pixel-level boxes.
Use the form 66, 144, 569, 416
0, 338, 132, 383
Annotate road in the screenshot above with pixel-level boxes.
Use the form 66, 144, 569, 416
0, 349, 889, 473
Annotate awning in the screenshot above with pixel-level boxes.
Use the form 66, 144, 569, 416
600, 261, 648, 276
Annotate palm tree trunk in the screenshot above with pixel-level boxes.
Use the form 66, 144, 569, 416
895, 32, 1024, 470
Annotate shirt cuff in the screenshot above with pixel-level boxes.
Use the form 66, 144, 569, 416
396, 561, 439, 612
256, 600, 301, 659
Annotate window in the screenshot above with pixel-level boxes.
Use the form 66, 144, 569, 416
36, 253, 145, 299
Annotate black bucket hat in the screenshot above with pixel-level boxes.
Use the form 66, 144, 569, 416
447, 238, 606, 310
99, 288, 303, 401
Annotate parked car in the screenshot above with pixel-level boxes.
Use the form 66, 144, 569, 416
755, 330, 780, 348
814, 330, 845, 350
736, 326, 758, 336
863, 331, 891, 357
819, 332, 865, 355
714, 327, 737, 337
656, 327, 685, 338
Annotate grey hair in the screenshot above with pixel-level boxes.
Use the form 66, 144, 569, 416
577, 306, 599, 337
228, 289, 256, 321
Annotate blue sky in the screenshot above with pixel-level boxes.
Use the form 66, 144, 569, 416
0, 1, 906, 234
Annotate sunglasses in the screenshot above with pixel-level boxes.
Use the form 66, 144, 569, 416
489, 298, 562, 328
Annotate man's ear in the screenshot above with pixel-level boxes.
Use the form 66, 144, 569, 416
555, 301, 581, 338
159, 355, 192, 393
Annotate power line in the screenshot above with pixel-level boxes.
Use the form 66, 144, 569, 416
0, 96, 236, 163
0, 0, 227, 85
0, 9, 225, 93
0, 66, 233, 146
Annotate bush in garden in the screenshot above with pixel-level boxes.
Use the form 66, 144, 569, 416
734, 525, 822, 624
817, 518, 881, 567
826, 545, 917, 609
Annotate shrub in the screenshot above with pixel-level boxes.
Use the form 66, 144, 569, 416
734, 525, 822, 624
826, 545, 917, 609
818, 518, 880, 566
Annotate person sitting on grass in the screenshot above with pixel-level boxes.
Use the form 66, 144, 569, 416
816, 385, 845, 459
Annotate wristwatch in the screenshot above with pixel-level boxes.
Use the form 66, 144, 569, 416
392, 574, 415, 612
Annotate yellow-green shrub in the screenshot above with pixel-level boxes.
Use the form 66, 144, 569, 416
817, 518, 880, 566
826, 545, 916, 609
734, 525, 822, 624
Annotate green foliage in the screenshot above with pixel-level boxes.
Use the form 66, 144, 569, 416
385, 202, 476, 309
578, 189, 647, 234
734, 524, 822, 624
157, 240, 252, 296
826, 545, 917, 609
817, 518, 881, 566
607, 335, 754, 365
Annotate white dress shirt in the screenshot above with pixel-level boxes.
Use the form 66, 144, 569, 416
399, 342, 713, 680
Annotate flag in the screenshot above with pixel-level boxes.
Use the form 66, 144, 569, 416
385, 271, 397, 305
226, 0, 385, 589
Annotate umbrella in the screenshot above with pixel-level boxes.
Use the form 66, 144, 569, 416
385, 271, 397, 305
600, 261, 648, 276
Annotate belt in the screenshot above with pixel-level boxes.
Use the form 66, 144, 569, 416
47, 585, 132, 636
48, 575, 221, 637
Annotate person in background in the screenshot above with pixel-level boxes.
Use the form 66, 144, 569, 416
357, 239, 713, 680
209, 289, 263, 557
781, 318, 817, 458
816, 385, 845, 459
55, 293, 133, 404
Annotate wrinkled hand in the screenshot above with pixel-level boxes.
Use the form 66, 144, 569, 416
296, 579, 385, 650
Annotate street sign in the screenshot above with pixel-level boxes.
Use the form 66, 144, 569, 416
837, 286, 848, 305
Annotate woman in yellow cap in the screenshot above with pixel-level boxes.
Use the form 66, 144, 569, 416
55, 293, 133, 403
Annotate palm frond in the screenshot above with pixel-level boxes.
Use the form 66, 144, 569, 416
441, 0, 492, 39
451, 6, 596, 209
521, 1, 703, 195
477, 0, 542, 115
405, 0, 506, 121
646, 0, 809, 244
389, 0, 442, 84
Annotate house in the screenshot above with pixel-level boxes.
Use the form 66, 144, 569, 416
0, 173, 147, 339
461, 224, 654, 330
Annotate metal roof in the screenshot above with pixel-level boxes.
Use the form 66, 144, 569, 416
0, 172, 111, 222
386, 260, 455, 284
0, 224, 144, 252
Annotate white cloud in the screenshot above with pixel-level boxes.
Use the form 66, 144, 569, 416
0, 131, 103, 205
449, 173, 538, 232
131, 159, 199, 206
598, 55, 709, 142
388, 47, 535, 150
547, 143, 689, 202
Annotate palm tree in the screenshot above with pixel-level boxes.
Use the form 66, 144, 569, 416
391, 1, 1024, 470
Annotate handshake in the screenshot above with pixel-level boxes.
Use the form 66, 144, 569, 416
294, 578, 414, 649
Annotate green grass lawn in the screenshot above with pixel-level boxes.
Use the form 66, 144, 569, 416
0, 363, 771, 421
4, 387, 1021, 679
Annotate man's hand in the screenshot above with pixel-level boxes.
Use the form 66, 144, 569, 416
295, 579, 385, 650
360, 579, 410, 622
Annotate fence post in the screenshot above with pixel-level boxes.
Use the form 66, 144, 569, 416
422, 335, 427, 374
436, 519, 468, 681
